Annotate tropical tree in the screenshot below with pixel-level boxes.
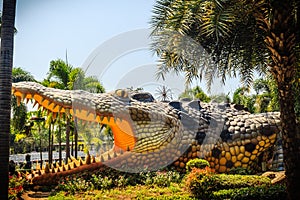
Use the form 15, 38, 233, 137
155, 85, 173, 101
151, 0, 300, 198
179, 85, 211, 102
0, 0, 16, 198
45, 59, 105, 161
11, 67, 36, 151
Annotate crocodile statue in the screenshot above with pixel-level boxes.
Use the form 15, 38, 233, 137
12, 81, 283, 185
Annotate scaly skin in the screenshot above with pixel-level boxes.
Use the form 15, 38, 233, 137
12, 82, 282, 185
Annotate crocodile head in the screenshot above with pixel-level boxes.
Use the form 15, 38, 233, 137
12, 81, 282, 185
12, 81, 196, 173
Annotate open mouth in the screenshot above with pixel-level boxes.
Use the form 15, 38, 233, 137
11, 82, 180, 171
12, 82, 137, 154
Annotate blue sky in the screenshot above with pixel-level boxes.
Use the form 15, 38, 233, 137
2, 0, 240, 98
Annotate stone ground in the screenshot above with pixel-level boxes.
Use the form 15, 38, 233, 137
22, 191, 50, 200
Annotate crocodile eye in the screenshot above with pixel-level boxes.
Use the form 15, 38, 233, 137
115, 89, 129, 98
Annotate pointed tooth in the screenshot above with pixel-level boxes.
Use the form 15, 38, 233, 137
58, 105, 63, 113
16, 96, 21, 106
25, 97, 30, 104
100, 115, 104, 122
91, 156, 96, 163
70, 155, 76, 162
107, 116, 111, 122
37, 103, 42, 110
100, 155, 105, 162
79, 159, 84, 166
113, 151, 117, 158
21, 93, 26, 102
52, 112, 57, 120
33, 100, 39, 108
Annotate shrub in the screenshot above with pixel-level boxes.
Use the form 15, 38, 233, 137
185, 167, 216, 199
213, 184, 287, 200
185, 168, 273, 199
143, 171, 182, 187
228, 167, 253, 175
9, 174, 25, 200
186, 158, 210, 172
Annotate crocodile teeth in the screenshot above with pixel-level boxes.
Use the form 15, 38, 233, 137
16, 96, 21, 106
21, 93, 26, 102
25, 97, 30, 104
33, 100, 39, 108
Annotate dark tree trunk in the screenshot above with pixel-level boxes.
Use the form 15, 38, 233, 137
266, 1, 300, 199
39, 124, 43, 168
58, 120, 62, 165
48, 122, 52, 164
0, 0, 16, 198
74, 117, 78, 158
65, 117, 70, 163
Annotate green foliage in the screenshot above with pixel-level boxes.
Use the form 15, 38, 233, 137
228, 167, 253, 175
143, 171, 182, 187
54, 168, 183, 195
213, 184, 287, 200
186, 158, 210, 172
210, 93, 231, 103
8, 174, 25, 200
185, 167, 277, 199
232, 77, 280, 113
179, 86, 210, 102
184, 167, 216, 199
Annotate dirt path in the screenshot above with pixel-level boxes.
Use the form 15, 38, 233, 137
21, 191, 51, 200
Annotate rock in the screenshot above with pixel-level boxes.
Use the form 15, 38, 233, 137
261, 171, 286, 184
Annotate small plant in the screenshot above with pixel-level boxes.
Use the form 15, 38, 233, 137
9, 174, 25, 200
186, 158, 210, 172
185, 167, 216, 199
213, 184, 287, 200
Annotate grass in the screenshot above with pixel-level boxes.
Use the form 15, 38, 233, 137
49, 183, 196, 200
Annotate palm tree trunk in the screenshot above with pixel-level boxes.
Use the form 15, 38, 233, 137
65, 117, 70, 163
39, 124, 43, 168
58, 120, 62, 165
74, 117, 78, 158
48, 122, 52, 164
0, 0, 16, 198
266, 1, 300, 199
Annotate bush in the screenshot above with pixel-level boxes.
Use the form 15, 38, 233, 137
9, 174, 25, 200
213, 184, 287, 200
185, 167, 273, 199
143, 171, 182, 187
184, 167, 216, 198
186, 158, 210, 172
228, 167, 253, 175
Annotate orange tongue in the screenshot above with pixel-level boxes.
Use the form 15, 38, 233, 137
110, 119, 136, 151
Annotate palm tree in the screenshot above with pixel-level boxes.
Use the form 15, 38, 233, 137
45, 59, 105, 161
11, 68, 36, 148
151, 0, 300, 199
155, 85, 173, 101
0, 0, 16, 198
